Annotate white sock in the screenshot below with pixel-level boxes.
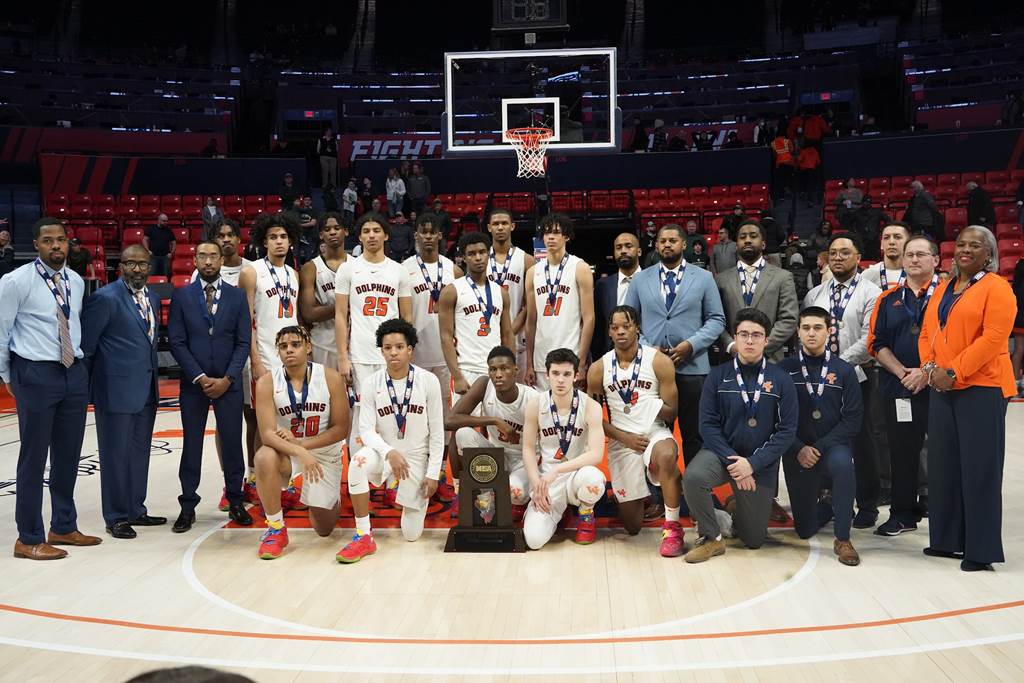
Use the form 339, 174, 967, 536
714, 534, 722, 541
665, 506, 680, 522
266, 511, 284, 529
355, 515, 371, 536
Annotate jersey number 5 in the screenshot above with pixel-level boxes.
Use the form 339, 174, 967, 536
290, 415, 321, 438
362, 296, 390, 316
543, 297, 563, 317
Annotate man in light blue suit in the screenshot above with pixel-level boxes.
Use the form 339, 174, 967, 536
624, 223, 726, 465
82, 244, 166, 539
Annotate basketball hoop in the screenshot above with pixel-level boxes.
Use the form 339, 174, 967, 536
506, 127, 553, 178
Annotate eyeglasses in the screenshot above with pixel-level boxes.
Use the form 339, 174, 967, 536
121, 260, 150, 270
903, 251, 934, 260
828, 250, 857, 258
195, 254, 221, 262
735, 331, 766, 341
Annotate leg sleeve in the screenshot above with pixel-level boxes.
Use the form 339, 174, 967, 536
567, 465, 607, 509
509, 466, 531, 505
348, 446, 385, 496
401, 506, 427, 542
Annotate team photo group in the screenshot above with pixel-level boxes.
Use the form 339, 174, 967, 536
3, 205, 1016, 574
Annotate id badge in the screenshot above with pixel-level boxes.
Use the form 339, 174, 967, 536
895, 398, 913, 423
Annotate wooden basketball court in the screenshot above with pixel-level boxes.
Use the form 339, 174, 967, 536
0, 388, 1021, 681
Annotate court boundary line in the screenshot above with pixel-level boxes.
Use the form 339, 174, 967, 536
180, 519, 821, 640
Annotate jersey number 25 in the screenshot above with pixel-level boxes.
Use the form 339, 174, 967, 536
362, 295, 390, 316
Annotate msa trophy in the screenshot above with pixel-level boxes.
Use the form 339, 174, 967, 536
444, 447, 526, 552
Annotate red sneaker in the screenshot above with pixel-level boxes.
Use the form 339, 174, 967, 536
217, 488, 230, 512
511, 503, 527, 525
336, 532, 377, 563
659, 520, 685, 557
433, 474, 457, 503
384, 479, 400, 509
257, 526, 289, 560
243, 480, 260, 504
281, 485, 307, 511
574, 511, 597, 545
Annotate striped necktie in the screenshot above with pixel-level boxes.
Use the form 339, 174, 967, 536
52, 272, 74, 368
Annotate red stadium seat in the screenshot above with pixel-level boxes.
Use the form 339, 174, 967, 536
668, 188, 688, 199
172, 227, 190, 244
610, 190, 630, 212
730, 184, 750, 196
511, 192, 535, 215
94, 194, 115, 208
70, 207, 93, 220
986, 170, 1009, 185
868, 177, 890, 191
960, 172, 984, 185
264, 196, 282, 213
171, 258, 194, 276
117, 205, 139, 220
189, 227, 206, 244
851, 178, 867, 190
648, 188, 668, 200
940, 257, 952, 273
139, 195, 160, 208
689, 187, 709, 198
996, 223, 1022, 239
161, 195, 182, 210
945, 208, 967, 238
939, 241, 955, 259
122, 228, 145, 246
163, 207, 182, 222
824, 179, 844, 191
239, 228, 251, 244
934, 186, 956, 204
171, 275, 192, 288
223, 194, 243, 208
999, 239, 1023, 258
491, 192, 512, 210
588, 191, 610, 213
455, 193, 474, 205
74, 226, 102, 245
998, 256, 1017, 276
937, 173, 960, 187
891, 175, 913, 188
914, 175, 936, 188
138, 207, 159, 221
45, 193, 69, 207
182, 195, 203, 210
118, 194, 139, 208
710, 185, 730, 197
147, 276, 169, 285
749, 184, 769, 197
473, 193, 490, 203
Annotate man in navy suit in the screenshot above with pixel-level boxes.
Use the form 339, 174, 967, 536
624, 224, 726, 465
81, 244, 167, 539
168, 241, 253, 532
592, 232, 643, 359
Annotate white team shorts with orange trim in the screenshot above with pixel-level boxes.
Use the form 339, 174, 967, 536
607, 426, 675, 503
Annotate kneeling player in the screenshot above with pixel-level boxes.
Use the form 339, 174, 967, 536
520, 349, 606, 549
445, 345, 537, 522
253, 327, 349, 560
586, 305, 683, 556
338, 319, 444, 562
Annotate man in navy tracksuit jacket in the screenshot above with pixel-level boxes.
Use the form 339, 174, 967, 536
682, 308, 798, 563
779, 306, 863, 566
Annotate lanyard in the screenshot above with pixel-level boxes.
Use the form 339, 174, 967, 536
285, 363, 311, 425
416, 255, 444, 303
830, 274, 860, 326
733, 358, 766, 426
385, 366, 415, 439
939, 270, 986, 329
265, 258, 292, 312
880, 266, 906, 290
466, 275, 494, 328
544, 254, 569, 307
199, 278, 222, 329
612, 346, 643, 413
903, 274, 938, 329
489, 246, 514, 287
549, 389, 581, 458
738, 258, 765, 306
34, 259, 71, 318
797, 348, 830, 413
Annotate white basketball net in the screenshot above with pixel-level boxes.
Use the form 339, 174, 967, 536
507, 127, 553, 178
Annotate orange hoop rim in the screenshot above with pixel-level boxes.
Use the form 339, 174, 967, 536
505, 127, 554, 147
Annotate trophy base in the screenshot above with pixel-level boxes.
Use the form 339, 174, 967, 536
444, 527, 527, 553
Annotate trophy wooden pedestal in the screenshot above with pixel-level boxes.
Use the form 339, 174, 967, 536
444, 447, 526, 553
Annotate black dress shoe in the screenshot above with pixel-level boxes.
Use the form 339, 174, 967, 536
961, 559, 994, 572
229, 504, 253, 526
852, 508, 878, 529
106, 521, 137, 539
172, 510, 195, 533
924, 547, 964, 560
129, 514, 167, 526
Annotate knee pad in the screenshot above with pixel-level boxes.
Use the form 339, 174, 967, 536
347, 447, 375, 496
401, 508, 425, 542
574, 466, 606, 506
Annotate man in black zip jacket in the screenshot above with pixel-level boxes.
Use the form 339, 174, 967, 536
779, 306, 863, 566
682, 307, 798, 563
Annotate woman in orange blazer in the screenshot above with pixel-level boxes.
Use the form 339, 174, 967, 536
918, 225, 1017, 572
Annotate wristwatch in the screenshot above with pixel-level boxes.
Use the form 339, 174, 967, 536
946, 368, 957, 381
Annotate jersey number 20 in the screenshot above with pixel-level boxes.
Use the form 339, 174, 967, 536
290, 415, 321, 438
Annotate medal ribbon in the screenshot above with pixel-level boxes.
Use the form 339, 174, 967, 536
544, 254, 569, 307
466, 276, 494, 327
265, 258, 292, 313
880, 267, 906, 290
488, 246, 514, 287
549, 389, 581, 457
904, 274, 938, 329
830, 274, 860, 326
35, 259, 71, 318
938, 270, 986, 329
739, 258, 765, 306
416, 255, 444, 303
285, 363, 311, 426
797, 348, 830, 411
612, 346, 643, 408
385, 366, 415, 437
733, 358, 766, 422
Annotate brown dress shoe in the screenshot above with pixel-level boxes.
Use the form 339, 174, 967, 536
834, 538, 861, 566
770, 499, 790, 523
13, 540, 68, 560
47, 530, 102, 546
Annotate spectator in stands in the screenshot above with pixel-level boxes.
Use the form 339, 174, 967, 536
688, 240, 710, 269
682, 219, 708, 262
406, 162, 431, 215
201, 138, 220, 158
789, 109, 831, 151
771, 132, 795, 199
279, 172, 300, 208
796, 138, 822, 205
903, 181, 943, 243
144, 213, 175, 277
360, 176, 376, 211
696, 131, 716, 151
342, 180, 358, 228
640, 220, 660, 267
431, 198, 451, 242
649, 119, 668, 152
385, 167, 406, 218
787, 250, 813, 303
0, 228, 14, 278
722, 131, 744, 149
202, 196, 224, 233
710, 226, 737, 275
386, 211, 414, 262
370, 197, 383, 214
965, 181, 996, 227
920, 225, 1016, 572
722, 203, 747, 241
667, 133, 687, 152
286, 197, 317, 264
629, 117, 648, 153
317, 127, 338, 189
808, 220, 832, 266
322, 185, 340, 213
66, 238, 92, 278
760, 210, 788, 268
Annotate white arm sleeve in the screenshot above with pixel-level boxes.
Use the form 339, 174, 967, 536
425, 373, 444, 480
357, 376, 392, 457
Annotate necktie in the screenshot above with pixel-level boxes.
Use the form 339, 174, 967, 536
829, 283, 844, 353
205, 284, 216, 316
136, 290, 153, 341
664, 271, 677, 310
618, 276, 631, 305
52, 272, 74, 368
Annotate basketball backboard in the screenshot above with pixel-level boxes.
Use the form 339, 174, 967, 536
443, 48, 619, 157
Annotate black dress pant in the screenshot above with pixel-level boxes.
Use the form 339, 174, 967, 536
883, 391, 929, 524
674, 374, 706, 465
854, 377, 880, 514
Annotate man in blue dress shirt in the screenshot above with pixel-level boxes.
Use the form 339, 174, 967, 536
0, 218, 101, 560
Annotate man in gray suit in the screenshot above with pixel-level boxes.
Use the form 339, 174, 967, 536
624, 224, 726, 465
716, 219, 798, 363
